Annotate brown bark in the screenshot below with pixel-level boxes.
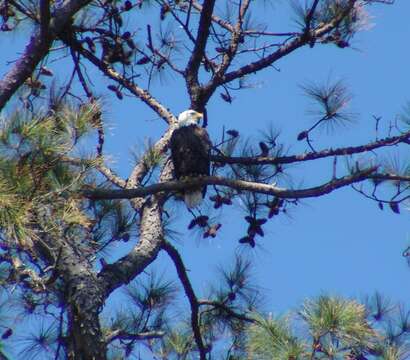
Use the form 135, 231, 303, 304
99, 196, 164, 296
59, 244, 107, 359
66, 281, 106, 360
84, 167, 378, 201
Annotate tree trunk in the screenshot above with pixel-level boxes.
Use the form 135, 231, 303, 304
65, 274, 107, 360
66, 304, 106, 360
58, 243, 107, 360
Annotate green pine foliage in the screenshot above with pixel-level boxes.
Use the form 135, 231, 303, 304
0, 102, 99, 247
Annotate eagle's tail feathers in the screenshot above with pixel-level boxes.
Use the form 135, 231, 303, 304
184, 190, 203, 208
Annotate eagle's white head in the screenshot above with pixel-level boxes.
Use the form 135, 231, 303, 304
177, 109, 203, 128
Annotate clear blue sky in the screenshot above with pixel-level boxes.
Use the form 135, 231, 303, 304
0, 0, 409, 341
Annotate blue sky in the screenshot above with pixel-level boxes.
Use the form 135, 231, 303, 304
0, 0, 410, 338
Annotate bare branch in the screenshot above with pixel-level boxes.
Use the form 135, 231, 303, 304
63, 36, 177, 125
211, 131, 410, 166
96, 163, 127, 188
162, 241, 207, 360
105, 329, 165, 343
370, 174, 410, 182
39, 0, 51, 37
206, 0, 356, 90
305, 0, 321, 31
185, 0, 216, 99
198, 299, 257, 324
145, 24, 184, 76
84, 167, 378, 200
212, 0, 251, 83
61, 156, 127, 188
191, 1, 235, 33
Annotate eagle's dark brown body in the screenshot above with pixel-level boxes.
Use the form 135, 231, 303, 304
170, 124, 211, 207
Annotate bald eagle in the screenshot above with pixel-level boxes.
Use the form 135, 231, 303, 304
170, 110, 211, 208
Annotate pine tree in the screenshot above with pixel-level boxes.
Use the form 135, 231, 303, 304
0, 0, 407, 358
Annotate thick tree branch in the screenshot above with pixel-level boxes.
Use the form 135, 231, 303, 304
162, 241, 207, 360
29, 226, 108, 358
0, 0, 94, 110
185, 0, 216, 96
84, 167, 378, 200
98, 196, 164, 296
60, 245, 107, 359
39, 0, 51, 37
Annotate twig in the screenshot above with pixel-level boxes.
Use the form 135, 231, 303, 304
198, 299, 257, 324
105, 329, 165, 343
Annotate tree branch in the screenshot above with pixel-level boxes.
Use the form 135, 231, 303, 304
0, 0, 94, 110
39, 0, 51, 37
212, 0, 250, 84
84, 167, 378, 200
305, 0, 321, 31
210, 131, 410, 166
204, 0, 356, 91
191, 1, 235, 33
61, 156, 127, 188
162, 241, 207, 360
98, 196, 164, 296
125, 124, 176, 189
370, 174, 410, 182
63, 36, 177, 125
185, 0, 216, 98
105, 329, 165, 343
198, 299, 256, 324
96, 163, 127, 188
